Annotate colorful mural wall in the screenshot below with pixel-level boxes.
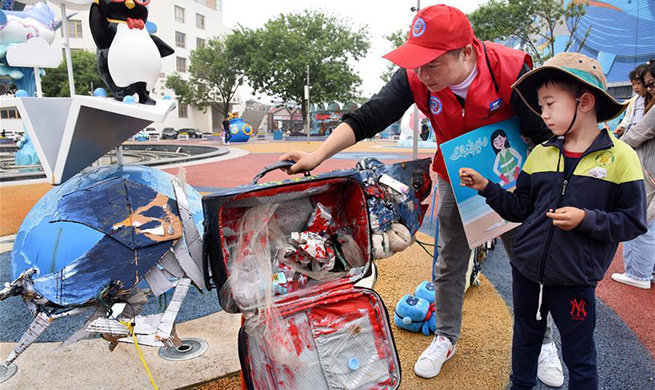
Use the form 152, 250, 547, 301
563, 0, 655, 83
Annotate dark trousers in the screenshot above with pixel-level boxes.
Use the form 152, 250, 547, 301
510, 266, 598, 390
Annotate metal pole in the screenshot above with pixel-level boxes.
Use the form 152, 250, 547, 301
306, 65, 310, 144
60, 4, 76, 96
412, 0, 421, 160
116, 146, 124, 165
34, 67, 43, 97
413, 105, 419, 159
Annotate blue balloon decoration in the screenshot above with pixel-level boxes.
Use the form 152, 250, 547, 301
123, 95, 135, 104
0, 10, 7, 25
93, 87, 108, 97
225, 117, 254, 143
15, 89, 28, 97
163, 95, 172, 100
17, 140, 24, 148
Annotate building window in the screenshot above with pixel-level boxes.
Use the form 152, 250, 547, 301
192, 0, 217, 10
61, 20, 83, 38
178, 103, 189, 118
196, 38, 206, 48
175, 6, 185, 23
196, 13, 205, 30
175, 31, 186, 49
176, 57, 187, 73
1, 108, 21, 119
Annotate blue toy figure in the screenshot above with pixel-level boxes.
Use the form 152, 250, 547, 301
394, 288, 437, 336
414, 280, 435, 303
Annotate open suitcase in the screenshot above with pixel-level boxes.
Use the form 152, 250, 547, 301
202, 159, 432, 390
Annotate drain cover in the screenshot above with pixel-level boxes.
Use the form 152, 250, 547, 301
0, 363, 18, 383
158, 338, 208, 361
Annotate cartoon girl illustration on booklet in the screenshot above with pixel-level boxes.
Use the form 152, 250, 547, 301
491, 129, 522, 185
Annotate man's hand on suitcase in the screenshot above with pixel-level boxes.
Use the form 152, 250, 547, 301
279, 151, 322, 174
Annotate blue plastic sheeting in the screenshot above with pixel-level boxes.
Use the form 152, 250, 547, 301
52, 177, 181, 249
32, 237, 173, 306
11, 165, 203, 281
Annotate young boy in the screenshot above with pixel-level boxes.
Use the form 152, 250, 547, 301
459, 52, 648, 390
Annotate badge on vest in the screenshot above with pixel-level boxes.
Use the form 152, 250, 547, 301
489, 98, 502, 112
430, 96, 443, 115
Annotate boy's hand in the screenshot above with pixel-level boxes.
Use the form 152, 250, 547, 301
614, 126, 625, 137
459, 168, 489, 191
546, 207, 586, 230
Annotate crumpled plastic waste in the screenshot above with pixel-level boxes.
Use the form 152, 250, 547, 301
355, 158, 431, 260
285, 231, 336, 272
356, 156, 386, 172
271, 262, 309, 295
367, 197, 396, 233
306, 203, 334, 235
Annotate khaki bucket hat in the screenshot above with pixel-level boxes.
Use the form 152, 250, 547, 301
512, 52, 627, 122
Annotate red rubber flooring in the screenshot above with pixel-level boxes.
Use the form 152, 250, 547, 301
597, 246, 655, 360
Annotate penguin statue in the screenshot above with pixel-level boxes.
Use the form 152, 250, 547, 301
89, 0, 174, 105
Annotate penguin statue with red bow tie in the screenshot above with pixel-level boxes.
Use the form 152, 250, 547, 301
90, 0, 174, 105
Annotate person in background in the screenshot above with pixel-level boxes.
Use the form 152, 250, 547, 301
222, 114, 232, 145
614, 64, 647, 138
612, 59, 655, 289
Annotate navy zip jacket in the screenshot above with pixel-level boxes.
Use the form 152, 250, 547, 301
481, 129, 648, 286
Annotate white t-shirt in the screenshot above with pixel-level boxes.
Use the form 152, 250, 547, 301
448, 66, 478, 100
619, 95, 645, 134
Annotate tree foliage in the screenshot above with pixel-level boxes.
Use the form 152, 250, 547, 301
380, 29, 408, 83
228, 10, 370, 123
166, 37, 243, 118
469, 0, 590, 65
41, 50, 104, 97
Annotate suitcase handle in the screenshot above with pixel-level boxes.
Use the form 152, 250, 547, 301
251, 160, 311, 184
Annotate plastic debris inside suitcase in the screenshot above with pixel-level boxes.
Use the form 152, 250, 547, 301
202, 158, 432, 390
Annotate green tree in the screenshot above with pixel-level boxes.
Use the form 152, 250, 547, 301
469, 0, 590, 65
41, 50, 104, 96
228, 10, 370, 127
380, 29, 408, 83
166, 37, 243, 118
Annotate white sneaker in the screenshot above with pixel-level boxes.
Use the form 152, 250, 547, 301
611, 273, 651, 289
537, 342, 564, 388
414, 335, 455, 378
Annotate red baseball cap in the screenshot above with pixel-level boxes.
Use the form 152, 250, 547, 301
383, 5, 475, 69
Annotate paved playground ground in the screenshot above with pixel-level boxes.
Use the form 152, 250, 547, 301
1, 139, 653, 389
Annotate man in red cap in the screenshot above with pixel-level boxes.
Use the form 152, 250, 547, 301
280, 4, 562, 384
